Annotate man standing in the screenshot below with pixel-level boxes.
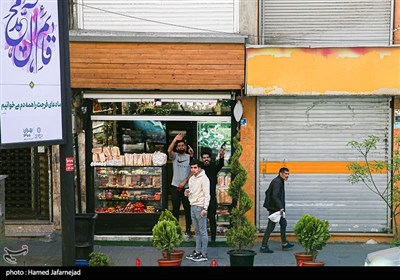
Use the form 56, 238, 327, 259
260, 167, 294, 253
201, 146, 225, 245
168, 133, 193, 237
184, 159, 210, 262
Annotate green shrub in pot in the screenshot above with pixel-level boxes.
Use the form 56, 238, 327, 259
225, 132, 257, 265
293, 214, 330, 261
152, 210, 184, 260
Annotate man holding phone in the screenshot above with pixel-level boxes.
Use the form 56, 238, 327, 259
168, 133, 194, 237
200, 144, 226, 245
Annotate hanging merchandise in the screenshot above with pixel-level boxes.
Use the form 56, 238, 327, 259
153, 151, 167, 166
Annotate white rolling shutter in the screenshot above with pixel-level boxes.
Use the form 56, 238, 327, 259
261, 0, 392, 47
79, 0, 236, 33
257, 97, 391, 233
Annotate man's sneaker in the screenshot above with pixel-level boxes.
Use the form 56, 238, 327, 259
185, 230, 193, 238
192, 253, 208, 262
260, 247, 274, 253
185, 251, 200, 260
282, 242, 294, 250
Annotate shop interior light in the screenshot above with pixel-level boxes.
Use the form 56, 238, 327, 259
97, 99, 142, 103
84, 91, 232, 101
97, 98, 216, 103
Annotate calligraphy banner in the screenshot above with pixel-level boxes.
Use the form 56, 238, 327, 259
0, 0, 64, 146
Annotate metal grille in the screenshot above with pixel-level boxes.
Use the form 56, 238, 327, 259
79, 0, 236, 33
0, 148, 51, 220
257, 96, 391, 232
0, 148, 33, 219
261, 0, 392, 47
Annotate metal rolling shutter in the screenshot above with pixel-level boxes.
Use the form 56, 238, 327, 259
79, 0, 236, 33
261, 0, 392, 47
257, 96, 390, 233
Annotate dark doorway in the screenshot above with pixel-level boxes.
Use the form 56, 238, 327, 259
0, 147, 51, 220
165, 121, 197, 205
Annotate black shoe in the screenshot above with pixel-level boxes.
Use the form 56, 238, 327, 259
185, 230, 193, 238
282, 242, 294, 250
260, 247, 274, 253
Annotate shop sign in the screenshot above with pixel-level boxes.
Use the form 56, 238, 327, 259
0, 0, 63, 146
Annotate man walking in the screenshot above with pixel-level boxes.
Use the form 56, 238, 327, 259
260, 167, 294, 253
184, 159, 210, 262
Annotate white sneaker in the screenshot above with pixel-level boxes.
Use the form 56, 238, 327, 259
192, 253, 208, 262
185, 251, 200, 260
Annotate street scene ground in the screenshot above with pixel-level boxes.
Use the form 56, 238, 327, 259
0, 233, 392, 267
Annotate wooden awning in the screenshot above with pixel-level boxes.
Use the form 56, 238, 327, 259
70, 42, 244, 91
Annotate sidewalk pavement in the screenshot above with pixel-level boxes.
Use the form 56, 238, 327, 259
0, 232, 392, 267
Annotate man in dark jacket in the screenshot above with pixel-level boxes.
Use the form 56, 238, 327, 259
201, 147, 225, 245
260, 167, 294, 253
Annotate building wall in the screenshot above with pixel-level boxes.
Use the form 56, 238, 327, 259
246, 48, 400, 96
393, 97, 400, 234
245, 46, 400, 239
74, 0, 237, 33
240, 96, 256, 223
52, 145, 61, 231
395, 0, 400, 45
70, 42, 244, 90
239, 0, 258, 44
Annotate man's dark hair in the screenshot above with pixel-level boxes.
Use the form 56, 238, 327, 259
190, 158, 203, 168
279, 167, 289, 174
175, 139, 186, 148
201, 147, 212, 157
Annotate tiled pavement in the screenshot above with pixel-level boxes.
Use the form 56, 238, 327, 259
0, 232, 392, 267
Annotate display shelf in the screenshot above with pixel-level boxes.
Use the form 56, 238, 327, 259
93, 165, 166, 234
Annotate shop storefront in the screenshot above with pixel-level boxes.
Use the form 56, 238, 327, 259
246, 47, 400, 235
83, 92, 234, 234
257, 96, 390, 232
69, 34, 245, 234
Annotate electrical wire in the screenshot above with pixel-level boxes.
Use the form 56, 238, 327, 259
72, 1, 398, 44
73, 1, 245, 36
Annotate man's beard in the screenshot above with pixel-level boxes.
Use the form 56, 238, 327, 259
203, 160, 210, 166
177, 149, 185, 154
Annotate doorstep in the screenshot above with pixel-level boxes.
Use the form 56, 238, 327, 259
5, 222, 54, 237
94, 235, 227, 242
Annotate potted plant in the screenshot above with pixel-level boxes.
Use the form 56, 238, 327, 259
226, 132, 257, 266
293, 214, 330, 266
88, 252, 113, 266
157, 209, 185, 260
152, 209, 184, 266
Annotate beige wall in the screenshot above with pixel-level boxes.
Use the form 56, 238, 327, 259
240, 0, 258, 44
52, 145, 61, 230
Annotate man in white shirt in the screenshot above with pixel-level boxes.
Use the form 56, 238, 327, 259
184, 159, 210, 262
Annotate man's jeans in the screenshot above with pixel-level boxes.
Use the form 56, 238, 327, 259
191, 205, 208, 256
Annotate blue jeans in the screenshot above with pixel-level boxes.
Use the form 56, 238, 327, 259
191, 205, 208, 256
171, 186, 191, 232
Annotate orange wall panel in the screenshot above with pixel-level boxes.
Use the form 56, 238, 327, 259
246, 48, 400, 96
240, 97, 256, 223
395, 0, 400, 45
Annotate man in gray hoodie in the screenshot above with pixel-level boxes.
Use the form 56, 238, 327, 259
184, 159, 210, 262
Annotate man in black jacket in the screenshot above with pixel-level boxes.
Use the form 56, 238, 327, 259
260, 167, 294, 253
201, 147, 225, 245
